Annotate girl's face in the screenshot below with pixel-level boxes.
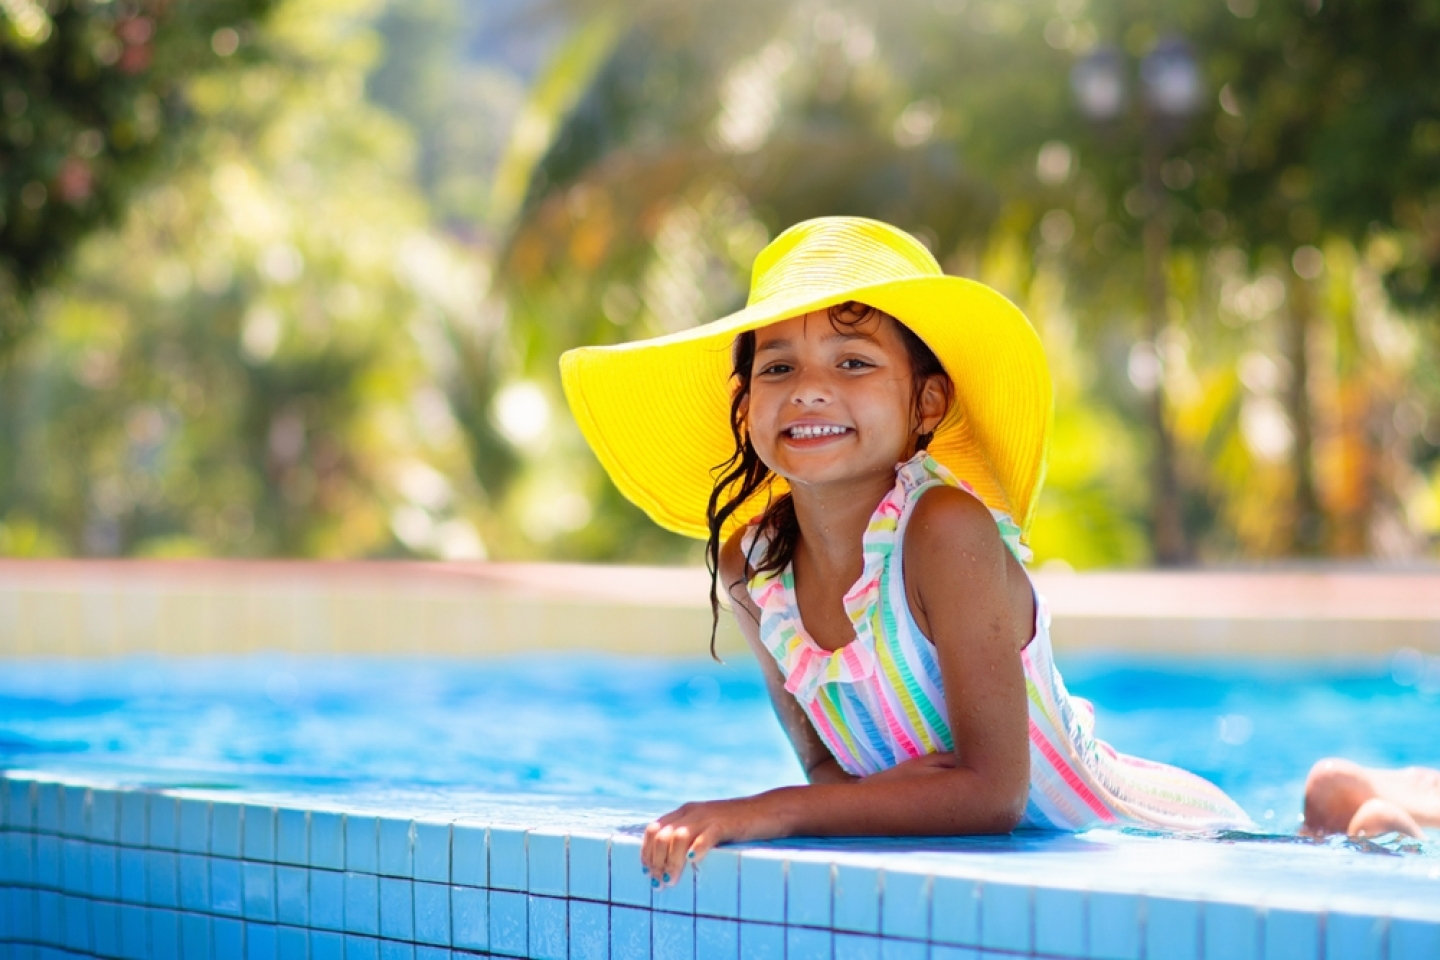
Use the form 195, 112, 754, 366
743, 310, 947, 490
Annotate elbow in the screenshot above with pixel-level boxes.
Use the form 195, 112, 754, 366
971, 779, 1027, 835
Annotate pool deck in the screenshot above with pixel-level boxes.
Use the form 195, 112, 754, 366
1, 559, 1438, 659
2, 770, 1438, 960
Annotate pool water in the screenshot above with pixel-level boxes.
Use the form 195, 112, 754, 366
1, 653, 1437, 836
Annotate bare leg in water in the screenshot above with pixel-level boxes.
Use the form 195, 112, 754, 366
1302, 759, 1440, 839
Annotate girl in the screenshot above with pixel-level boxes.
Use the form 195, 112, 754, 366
560, 217, 1251, 887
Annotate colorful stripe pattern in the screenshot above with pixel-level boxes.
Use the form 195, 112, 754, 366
745, 452, 1252, 833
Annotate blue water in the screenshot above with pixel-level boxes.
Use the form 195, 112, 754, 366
1, 653, 1437, 832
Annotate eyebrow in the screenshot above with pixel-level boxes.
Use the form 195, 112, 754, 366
755, 331, 880, 353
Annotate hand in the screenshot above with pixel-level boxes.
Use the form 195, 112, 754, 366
641, 793, 787, 887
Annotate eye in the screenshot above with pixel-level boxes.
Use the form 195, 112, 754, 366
758, 362, 793, 376
838, 357, 874, 370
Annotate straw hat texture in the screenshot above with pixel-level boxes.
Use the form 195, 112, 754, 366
560, 216, 1052, 541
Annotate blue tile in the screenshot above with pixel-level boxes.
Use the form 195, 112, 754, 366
93, 900, 120, 957
880, 940, 927, 960
1263, 908, 1320, 960
4, 831, 35, 884
451, 885, 488, 952
309, 869, 344, 931
611, 904, 651, 960
834, 865, 880, 935
610, 837, 652, 908
786, 859, 832, 928
151, 907, 181, 960
343, 873, 378, 936
212, 805, 242, 859
880, 869, 928, 940
246, 920, 277, 960
276, 925, 306, 960
276, 811, 307, 867
61, 893, 91, 952
930, 948, 980, 960
343, 934, 377, 960
786, 925, 831, 960
35, 783, 59, 834
693, 847, 738, 918
377, 819, 412, 878
120, 903, 150, 959
411, 821, 449, 883
36, 889, 61, 945
1324, 911, 1384, 960
695, 916, 738, 960
834, 932, 880, 960
179, 801, 210, 855
653, 910, 694, 960
276, 866, 308, 926
243, 862, 276, 921
90, 789, 118, 842
737, 853, 785, 923
413, 882, 450, 947
1089, 890, 1140, 960
60, 838, 89, 894
6, 886, 36, 942
414, 949, 449, 960
120, 793, 148, 847
529, 895, 569, 960
243, 807, 276, 863
488, 826, 527, 892
150, 796, 180, 850
378, 941, 413, 960
526, 830, 567, 897
378, 878, 413, 941
212, 858, 244, 917
61, 787, 88, 837
147, 850, 180, 907
1204, 901, 1259, 960
5, 779, 34, 829
310, 930, 344, 960
181, 911, 212, 960
980, 882, 1031, 954
653, 859, 695, 915
570, 899, 611, 960
488, 889, 527, 957
450, 824, 486, 888
1145, 896, 1200, 960
309, 813, 344, 871
344, 818, 377, 875
569, 834, 610, 902
34, 834, 59, 888
1033, 886, 1084, 957
119, 847, 147, 903
1391, 917, 1440, 960
738, 921, 783, 960
212, 916, 245, 960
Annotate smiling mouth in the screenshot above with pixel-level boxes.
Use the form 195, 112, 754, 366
786, 424, 853, 440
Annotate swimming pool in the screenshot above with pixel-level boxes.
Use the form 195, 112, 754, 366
3, 651, 1439, 960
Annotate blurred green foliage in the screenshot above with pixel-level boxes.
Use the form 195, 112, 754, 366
1, 0, 1438, 567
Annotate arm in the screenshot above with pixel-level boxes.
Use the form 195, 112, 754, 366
641, 494, 1032, 883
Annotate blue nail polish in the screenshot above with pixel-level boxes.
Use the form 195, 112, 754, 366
663, 873, 670, 883
641, 867, 649, 875
651, 878, 660, 888
687, 851, 695, 859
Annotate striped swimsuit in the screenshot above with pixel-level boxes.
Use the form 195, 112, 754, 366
744, 452, 1252, 832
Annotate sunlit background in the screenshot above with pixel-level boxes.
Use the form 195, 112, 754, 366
2, 0, 1438, 569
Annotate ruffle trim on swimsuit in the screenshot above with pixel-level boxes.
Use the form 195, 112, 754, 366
745, 451, 1032, 706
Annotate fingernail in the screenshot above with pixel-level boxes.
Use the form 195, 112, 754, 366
651, 878, 660, 888
641, 867, 649, 876
686, 851, 695, 859
663, 873, 670, 883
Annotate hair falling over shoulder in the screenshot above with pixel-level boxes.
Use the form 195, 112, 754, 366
702, 301, 952, 659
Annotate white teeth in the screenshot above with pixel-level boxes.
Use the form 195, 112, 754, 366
789, 424, 850, 439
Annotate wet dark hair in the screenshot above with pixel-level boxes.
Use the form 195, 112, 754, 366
703, 301, 953, 658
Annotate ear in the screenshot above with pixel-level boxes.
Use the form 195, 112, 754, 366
915, 375, 949, 436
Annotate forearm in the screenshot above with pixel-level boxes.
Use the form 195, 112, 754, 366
759, 766, 1026, 838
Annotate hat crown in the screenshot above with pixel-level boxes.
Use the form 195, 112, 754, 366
748, 217, 943, 307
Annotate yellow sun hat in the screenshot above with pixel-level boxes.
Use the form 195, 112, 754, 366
559, 216, 1053, 541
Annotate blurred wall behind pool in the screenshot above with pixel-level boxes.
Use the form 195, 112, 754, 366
1, 0, 1438, 570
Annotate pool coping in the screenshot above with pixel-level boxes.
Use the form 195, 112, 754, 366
3, 771, 1438, 960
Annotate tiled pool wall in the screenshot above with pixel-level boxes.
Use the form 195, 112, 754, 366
3, 774, 1439, 960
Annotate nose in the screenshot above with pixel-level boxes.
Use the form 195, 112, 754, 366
788, 365, 831, 406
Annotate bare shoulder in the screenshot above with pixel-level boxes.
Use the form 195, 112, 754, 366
718, 526, 760, 614
907, 484, 1006, 560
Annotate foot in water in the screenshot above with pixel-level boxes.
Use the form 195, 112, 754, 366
1302, 758, 1440, 839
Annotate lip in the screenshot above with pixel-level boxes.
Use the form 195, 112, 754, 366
780, 420, 855, 446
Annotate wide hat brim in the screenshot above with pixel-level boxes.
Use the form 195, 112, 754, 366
561, 272, 1053, 542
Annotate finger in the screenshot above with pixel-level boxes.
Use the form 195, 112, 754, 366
641, 822, 665, 878
685, 823, 725, 868
661, 825, 692, 886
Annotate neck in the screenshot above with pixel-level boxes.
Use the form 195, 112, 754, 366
788, 465, 899, 580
